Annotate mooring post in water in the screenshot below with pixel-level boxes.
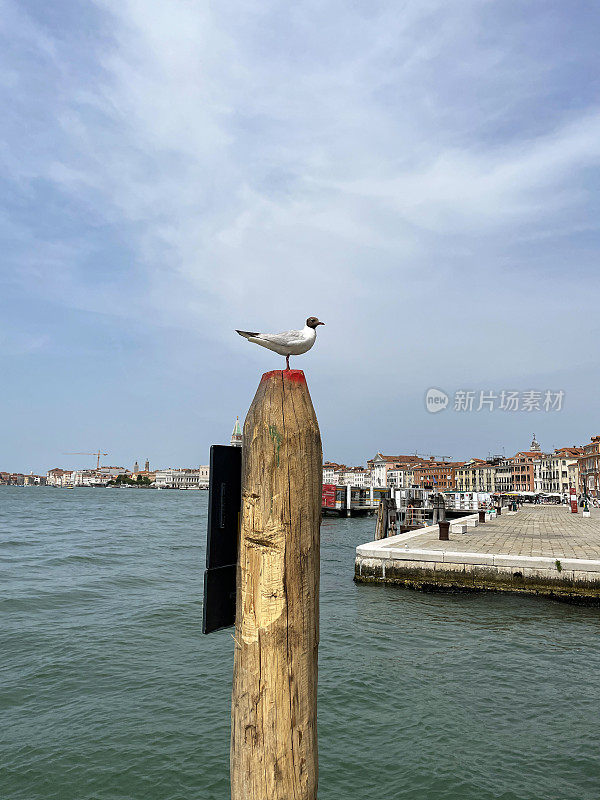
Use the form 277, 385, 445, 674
230, 369, 322, 800
375, 499, 385, 540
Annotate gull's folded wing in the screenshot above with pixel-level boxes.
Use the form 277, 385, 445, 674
255, 330, 302, 346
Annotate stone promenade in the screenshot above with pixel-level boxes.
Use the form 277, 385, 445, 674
355, 505, 600, 604
407, 505, 600, 560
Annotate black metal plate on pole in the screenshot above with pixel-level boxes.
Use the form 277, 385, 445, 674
206, 444, 242, 570
203, 564, 237, 636
203, 444, 242, 634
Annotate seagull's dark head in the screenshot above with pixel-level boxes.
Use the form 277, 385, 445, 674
306, 316, 325, 328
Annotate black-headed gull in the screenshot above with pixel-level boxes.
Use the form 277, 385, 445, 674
236, 316, 325, 370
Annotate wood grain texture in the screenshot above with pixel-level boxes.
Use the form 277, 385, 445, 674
230, 369, 322, 800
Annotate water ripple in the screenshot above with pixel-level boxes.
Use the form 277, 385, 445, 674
1, 487, 600, 799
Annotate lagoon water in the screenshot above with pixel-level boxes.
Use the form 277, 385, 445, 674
2, 486, 600, 800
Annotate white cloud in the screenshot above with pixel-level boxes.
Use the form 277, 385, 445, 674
2, 0, 600, 466
3, 0, 600, 370
333, 111, 600, 233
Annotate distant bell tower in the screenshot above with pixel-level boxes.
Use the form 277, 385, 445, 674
144, 459, 150, 472
230, 417, 243, 448
133, 460, 140, 473
530, 433, 541, 452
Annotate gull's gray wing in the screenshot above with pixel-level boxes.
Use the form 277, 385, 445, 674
254, 329, 303, 346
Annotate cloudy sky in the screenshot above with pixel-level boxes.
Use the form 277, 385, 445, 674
2, 0, 599, 473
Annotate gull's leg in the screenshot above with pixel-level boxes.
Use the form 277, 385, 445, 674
285, 354, 290, 371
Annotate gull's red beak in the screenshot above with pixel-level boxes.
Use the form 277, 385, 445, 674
317, 321, 325, 326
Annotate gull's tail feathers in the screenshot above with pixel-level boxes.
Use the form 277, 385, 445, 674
236, 329, 260, 339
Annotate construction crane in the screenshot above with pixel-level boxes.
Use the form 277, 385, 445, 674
64, 451, 108, 470
412, 451, 452, 462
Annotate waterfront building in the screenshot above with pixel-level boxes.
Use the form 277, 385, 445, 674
488, 437, 582, 496
323, 461, 376, 488
400, 466, 416, 488
473, 461, 499, 492
533, 448, 583, 495
455, 460, 484, 491
339, 468, 353, 485
386, 468, 403, 488
73, 470, 106, 487
504, 435, 543, 494
230, 417, 243, 448
70, 467, 127, 486
368, 454, 400, 488
510, 451, 539, 493
532, 458, 549, 494
129, 469, 156, 483
500, 435, 543, 494
46, 468, 66, 487
455, 459, 496, 492
579, 436, 600, 499
323, 462, 344, 485
367, 454, 425, 488
60, 471, 74, 487
154, 469, 175, 489
22, 473, 46, 486
131, 461, 151, 478
99, 467, 129, 478
386, 466, 415, 488
412, 458, 463, 490
568, 460, 580, 493
0, 471, 29, 485
340, 467, 372, 487
154, 467, 210, 489
131, 459, 154, 481
494, 460, 513, 493
554, 447, 583, 495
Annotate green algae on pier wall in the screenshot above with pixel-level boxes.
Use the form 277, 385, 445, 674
354, 559, 600, 607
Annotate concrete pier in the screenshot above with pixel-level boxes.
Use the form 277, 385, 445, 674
355, 506, 600, 605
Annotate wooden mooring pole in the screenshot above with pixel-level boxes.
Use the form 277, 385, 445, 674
230, 369, 322, 800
